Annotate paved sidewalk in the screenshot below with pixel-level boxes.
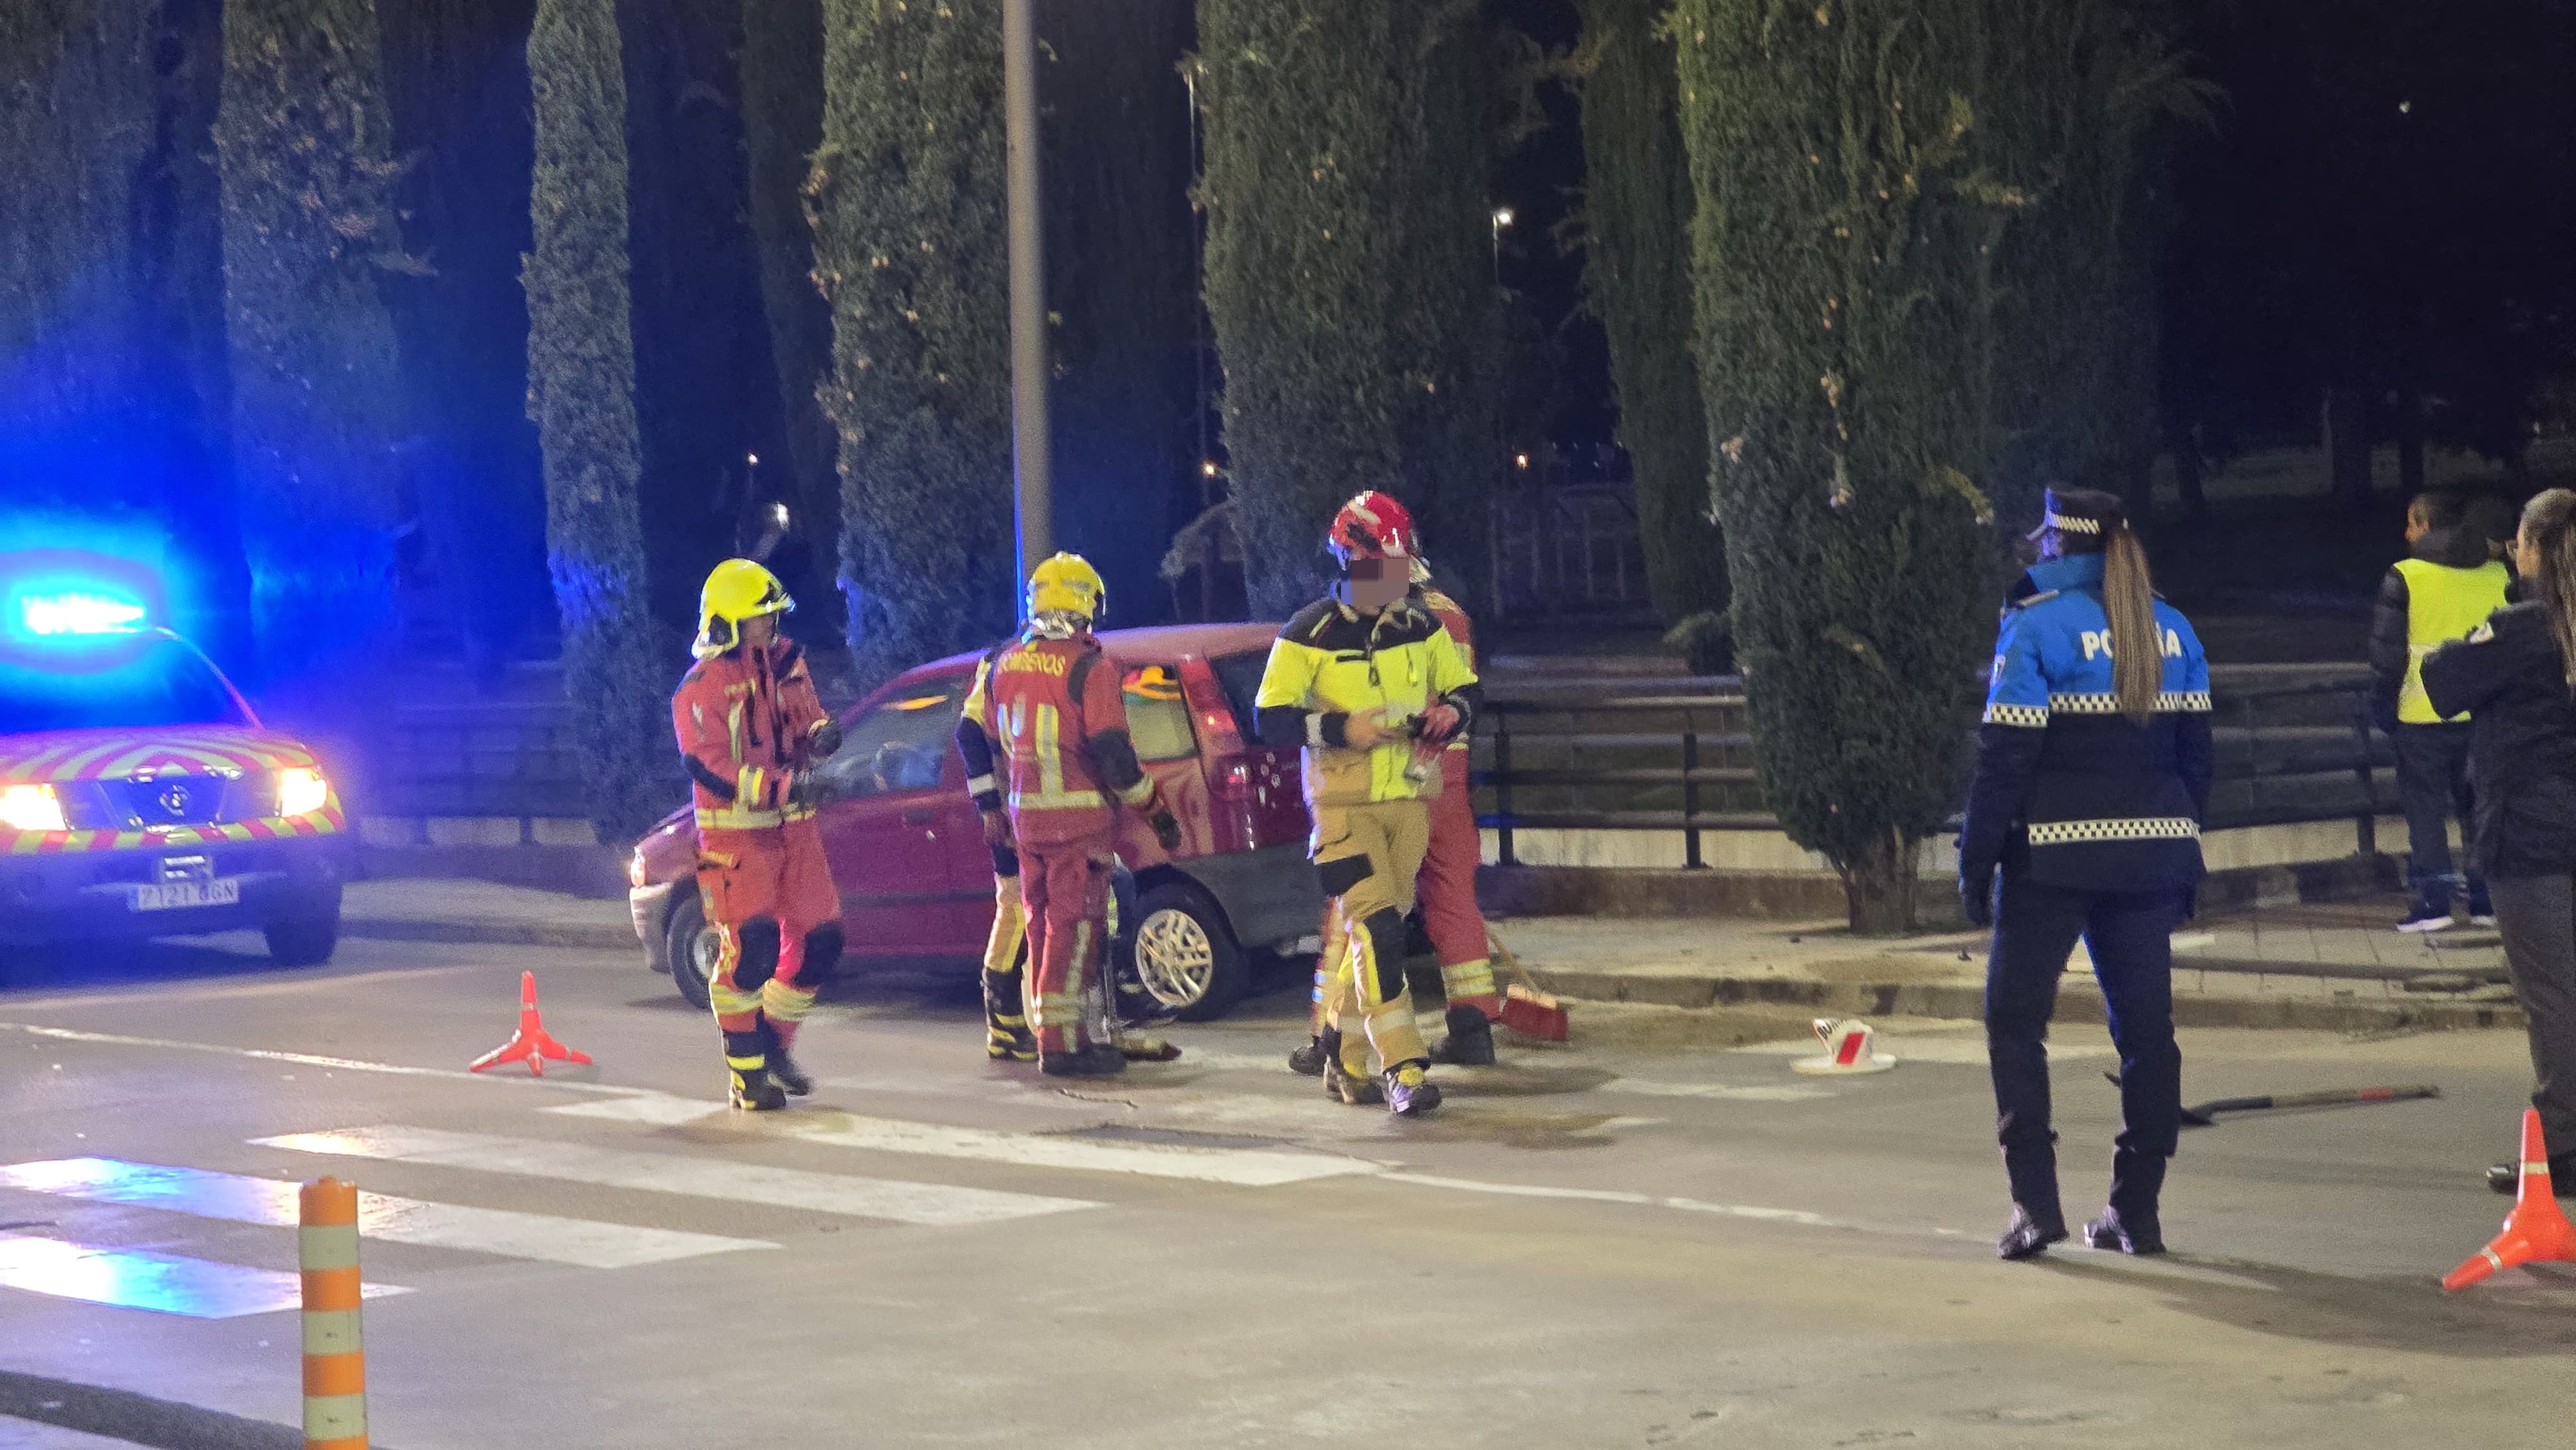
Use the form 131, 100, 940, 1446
1492, 895, 2526, 1036
343, 876, 637, 952
343, 876, 2528, 1035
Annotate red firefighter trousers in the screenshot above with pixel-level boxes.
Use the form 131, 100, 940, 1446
1019, 833, 1114, 1055
697, 818, 838, 1053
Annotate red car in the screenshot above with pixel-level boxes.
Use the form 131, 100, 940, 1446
627, 623, 1322, 1019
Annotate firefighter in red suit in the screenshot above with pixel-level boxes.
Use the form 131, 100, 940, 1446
972, 554, 1181, 1077
674, 560, 844, 1111
1290, 568, 1503, 1075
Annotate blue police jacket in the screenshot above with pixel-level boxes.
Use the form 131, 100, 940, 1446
1958, 554, 2217, 892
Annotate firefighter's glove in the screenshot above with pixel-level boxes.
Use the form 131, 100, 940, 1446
1415, 703, 1463, 746
787, 770, 832, 812
809, 716, 844, 762
980, 808, 1014, 849
1959, 866, 1996, 930
1148, 809, 1182, 853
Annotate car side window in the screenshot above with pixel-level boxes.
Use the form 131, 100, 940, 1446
817, 679, 964, 798
1211, 651, 1269, 740
1121, 663, 1197, 763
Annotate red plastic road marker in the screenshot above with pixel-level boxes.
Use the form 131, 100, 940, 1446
2443, 1108, 2576, 1291
466, 972, 593, 1077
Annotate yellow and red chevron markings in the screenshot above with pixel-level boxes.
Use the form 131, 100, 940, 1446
0, 725, 346, 856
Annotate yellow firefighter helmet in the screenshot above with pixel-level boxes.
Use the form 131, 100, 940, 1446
1027, 552, 1106, 625
693, 558, 794, 660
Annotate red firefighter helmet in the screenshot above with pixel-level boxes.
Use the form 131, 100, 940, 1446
1327, 491, 1419, 567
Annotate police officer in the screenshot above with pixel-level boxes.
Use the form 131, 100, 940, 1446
1958, 488, 2214, 1259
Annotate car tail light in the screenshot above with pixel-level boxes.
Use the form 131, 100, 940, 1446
276, 767, 330, 818
1179, 661, 1244, 758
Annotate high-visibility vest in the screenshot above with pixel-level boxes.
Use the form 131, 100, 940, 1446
2396, 558, 2510, 724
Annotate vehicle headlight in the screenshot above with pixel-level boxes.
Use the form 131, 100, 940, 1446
628, 850, 650, 889
276, 767, 330, 818
0, 783, 67, 833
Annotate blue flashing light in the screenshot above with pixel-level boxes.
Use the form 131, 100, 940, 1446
21, 591, 147, 637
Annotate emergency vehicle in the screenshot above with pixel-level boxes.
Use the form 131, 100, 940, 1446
0, 552, 353, 965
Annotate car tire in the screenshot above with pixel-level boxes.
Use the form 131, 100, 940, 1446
1126, 879, 1246, 1022
265, 894, 342, 968
665, 889, 717, 1012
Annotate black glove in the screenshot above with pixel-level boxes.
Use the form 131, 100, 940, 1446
1959, 867, 1996, 929
787, 770, 832, 811
1148, 809, 1182, 852
809, 716, 844, 761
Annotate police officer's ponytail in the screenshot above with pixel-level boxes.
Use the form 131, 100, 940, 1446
2101, 523, 2160, 724
2519, 488, 2576, 690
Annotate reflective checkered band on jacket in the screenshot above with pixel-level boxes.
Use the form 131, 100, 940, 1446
2027, 816, 2201, 847
1984, 703, 2049, 728
2045, 691, 2213, 714
2043, 512, 2102, 535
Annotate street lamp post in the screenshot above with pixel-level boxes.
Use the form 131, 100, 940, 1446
1003, 0, 1052, 598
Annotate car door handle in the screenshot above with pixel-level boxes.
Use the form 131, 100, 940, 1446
902, 809, 935, 825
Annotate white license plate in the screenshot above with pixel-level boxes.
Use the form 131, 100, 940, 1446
133, 878, 243, 912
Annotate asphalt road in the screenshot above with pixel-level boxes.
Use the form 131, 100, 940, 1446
1, 932, 2570, 1449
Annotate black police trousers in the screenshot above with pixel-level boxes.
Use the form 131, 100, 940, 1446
1985, 873, 2186, 1214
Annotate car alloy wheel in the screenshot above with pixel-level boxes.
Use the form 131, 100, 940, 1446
1133, 905, 1216, 1011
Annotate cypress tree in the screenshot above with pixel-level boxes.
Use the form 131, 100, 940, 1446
1577, 0, 1728, 653
1194, 0, 1502, 616
1672, 0, 2007, 932
740, 0, 840, 567
1672, 0, 2190, 930
808, 0, 1013, 684
524, 0, 671, 837
0, 1, 155, 478
214, 0, 414, 684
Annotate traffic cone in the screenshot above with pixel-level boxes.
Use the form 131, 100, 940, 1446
1791, 1017, 1897, 1076
2442, 1108, 2576, 1291
1487, 932, 1569, 1043
468, 971, 593, 1077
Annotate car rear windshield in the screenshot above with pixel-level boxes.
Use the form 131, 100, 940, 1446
815, 677, 963, 797
0, 637, 249, 733
1211, 650, 1269, 742
1119, 664, 1197, 762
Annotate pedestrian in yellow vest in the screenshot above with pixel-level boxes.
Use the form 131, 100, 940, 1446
2370, 490, 2512, 931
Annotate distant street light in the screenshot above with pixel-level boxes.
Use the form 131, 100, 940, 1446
1003, 0, 1052, 596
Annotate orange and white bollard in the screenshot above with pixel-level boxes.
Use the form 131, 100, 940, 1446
299, 1178, 367, 1450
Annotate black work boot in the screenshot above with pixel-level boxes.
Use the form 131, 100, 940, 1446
1289, 1028, 1340, 1077
1039, 1042, 1127, 1078
1383, 1061, 1443, 1117
729, 1068, 788, 1112
1324, 1059, 1382, 1106
983, 970, 1037, 1062
1428, 1005, 1496, 1067
1998, 1142, 2067, 1260
2085, 1149, 2168, 1254
760, 1021, 814, 1097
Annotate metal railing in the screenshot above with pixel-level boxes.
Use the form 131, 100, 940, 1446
1472, 675, 2396, 869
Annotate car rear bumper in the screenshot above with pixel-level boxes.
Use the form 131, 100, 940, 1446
1175, 842, 1325, 954
0, 833, 354, 948
630, 880, 678, 973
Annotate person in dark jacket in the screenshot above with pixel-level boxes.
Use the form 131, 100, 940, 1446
2369, 490, 2512, 930
1958, 488, 2215, 1260
2421, 487, 2576, 1196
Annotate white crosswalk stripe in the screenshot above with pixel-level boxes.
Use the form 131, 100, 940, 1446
0, 1234, 407, 1319
0, 1159, 773, 1269
545, 1092, 1385, 1185
252, 1125, 1102, 1226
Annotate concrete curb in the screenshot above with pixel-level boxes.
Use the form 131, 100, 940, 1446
341, 918, 639, 954
1526, 965, 2528, 1035
0, 1370, 307, 1450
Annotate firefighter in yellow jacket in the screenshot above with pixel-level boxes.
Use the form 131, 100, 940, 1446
1254, 493, 1481, 1116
